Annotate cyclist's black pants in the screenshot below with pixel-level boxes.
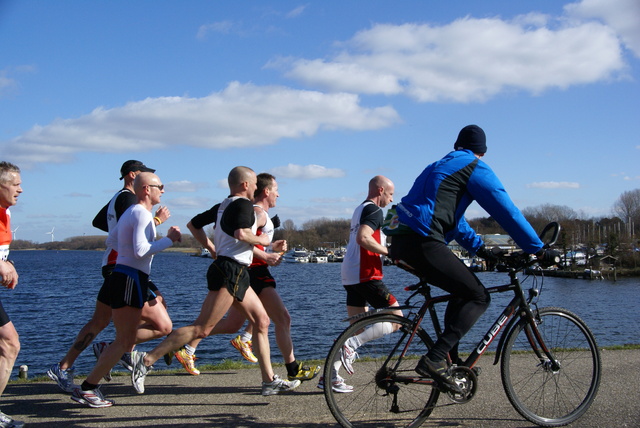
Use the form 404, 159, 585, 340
390, 235, 491, 361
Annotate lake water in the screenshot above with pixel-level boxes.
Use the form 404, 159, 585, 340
4, 250, 639, 379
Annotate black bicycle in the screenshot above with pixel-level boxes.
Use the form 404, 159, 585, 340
323, 222, 601, 427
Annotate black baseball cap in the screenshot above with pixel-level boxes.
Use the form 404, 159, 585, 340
119, 160, 155, 180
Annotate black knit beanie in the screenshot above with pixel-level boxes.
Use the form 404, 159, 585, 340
454, 124, 487, 154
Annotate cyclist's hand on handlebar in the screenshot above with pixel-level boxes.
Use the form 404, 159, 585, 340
476, 245, 505, 262
535, 249, 561, 267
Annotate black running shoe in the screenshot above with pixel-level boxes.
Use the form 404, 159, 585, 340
415, 355, 462, 394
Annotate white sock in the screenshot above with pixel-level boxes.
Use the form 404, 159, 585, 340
351, 321, 394, 349
240, 331, 252, 343
184, 344, 196, 356
332, 359, 343, 379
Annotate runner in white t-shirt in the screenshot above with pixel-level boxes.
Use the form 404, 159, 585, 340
322, 176, 402, 392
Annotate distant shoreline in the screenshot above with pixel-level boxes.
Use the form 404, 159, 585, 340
12, 248, 639, 276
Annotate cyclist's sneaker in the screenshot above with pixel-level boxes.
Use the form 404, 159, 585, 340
0, 411, 24, 428
119, 352, 134, 372
92, 341, 112, 382
261, 374, 301, 396
70, 386, 114, 408
288, 362, 320, 381
163, 351, 174, 366
175, 347, 200, 376
340, 342, 357, 375
230, 335, 258, 363
317, 376, 353, 393
131, 350, 151, 394
415, 355, 462, 394
47, 363, 76, 393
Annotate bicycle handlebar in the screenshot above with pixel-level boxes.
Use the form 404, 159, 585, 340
399, 222, 562, 290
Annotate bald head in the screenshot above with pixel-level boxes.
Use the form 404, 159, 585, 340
228, 166, 253, 187
227, 166, 258, 199
368, 175, 394, 208
134, 172, 160, 194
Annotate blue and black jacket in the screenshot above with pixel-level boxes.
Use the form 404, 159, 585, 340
396, 149, 543, 255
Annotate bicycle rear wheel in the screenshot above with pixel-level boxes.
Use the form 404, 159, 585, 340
323, 314, 440, 428
501, 307, 601, 427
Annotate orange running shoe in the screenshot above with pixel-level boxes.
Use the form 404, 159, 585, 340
230, 335, 258, 363
175, 347, 200, 376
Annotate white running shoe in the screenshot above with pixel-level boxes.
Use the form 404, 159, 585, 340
47, 363, 76, 393
131, 350, 151, 394
70, 386, 114, 408
340, 341, 357, 375
317, 375, 354, 393
0, 410, 25, 427
261, 374, 301, 396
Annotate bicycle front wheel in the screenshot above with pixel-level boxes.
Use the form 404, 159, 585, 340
501, 307, 601, 427
323, 314, 440, 428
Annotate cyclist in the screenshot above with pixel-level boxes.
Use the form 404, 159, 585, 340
388, 124, 545, 393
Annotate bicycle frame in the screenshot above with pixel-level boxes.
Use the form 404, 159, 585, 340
391, 267, 559, 376
324, 223, 600, 427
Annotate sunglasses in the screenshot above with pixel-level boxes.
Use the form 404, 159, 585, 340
145, 184, 164, 191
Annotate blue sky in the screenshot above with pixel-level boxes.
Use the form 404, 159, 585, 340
1, 0, 639, 243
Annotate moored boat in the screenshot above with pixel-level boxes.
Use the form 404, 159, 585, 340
283, 249, 310, 263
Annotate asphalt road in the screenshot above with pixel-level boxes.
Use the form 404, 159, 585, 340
2, 348, 638, 427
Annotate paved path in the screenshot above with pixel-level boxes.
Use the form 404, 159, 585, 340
2, 349, 638, 427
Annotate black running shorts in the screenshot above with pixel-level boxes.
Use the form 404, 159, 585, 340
206, 256, 251, 302
107, 265, 155, 309
248, 265, 276, 295
344, 279, 398, 308
98, 263, 158, 306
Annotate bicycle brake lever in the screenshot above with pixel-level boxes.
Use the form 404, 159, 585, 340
404, 283, 420, 291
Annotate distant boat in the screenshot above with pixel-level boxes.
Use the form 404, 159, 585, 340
192, 248, 212, 258
283, 249, 310, 263
310, 250, 328, 263
329, 250, 345, 263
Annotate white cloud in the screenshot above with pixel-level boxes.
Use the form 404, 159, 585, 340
527, 181, 580, 189
566, 0, 640, 57
282, 12, 625, 102
164, 196, 213, 210
0, 82, 400, 166
215, 179, 228, 190
268, 163, 346, 180
165, 180, 210, 193
286, 4, 309, 19
0, 65, 36, 98
197, 21, 235, 39
0, 74, 15, 95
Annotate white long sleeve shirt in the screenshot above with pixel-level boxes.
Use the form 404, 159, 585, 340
108, 204, 172, 274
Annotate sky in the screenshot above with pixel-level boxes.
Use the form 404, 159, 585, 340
1, 0, 639, 244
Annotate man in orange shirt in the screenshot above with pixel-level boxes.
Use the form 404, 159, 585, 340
0, 161, 24, 428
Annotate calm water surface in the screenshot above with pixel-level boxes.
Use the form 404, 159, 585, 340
5, 250, 639, 378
